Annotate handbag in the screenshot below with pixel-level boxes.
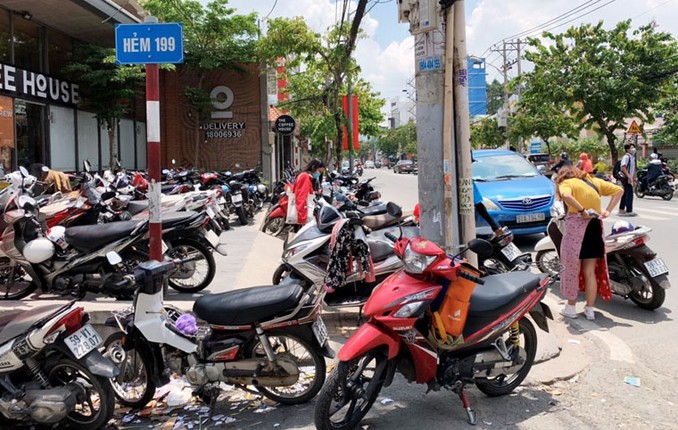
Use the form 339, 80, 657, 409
286, 191, 298, 224
306, 193, 316, 222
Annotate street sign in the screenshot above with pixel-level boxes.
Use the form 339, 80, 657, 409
627, 120, 642, 134
274, 115, 296, 136
115, 23, 184, 65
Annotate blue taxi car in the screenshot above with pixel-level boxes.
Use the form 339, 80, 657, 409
472, 149, 555, 236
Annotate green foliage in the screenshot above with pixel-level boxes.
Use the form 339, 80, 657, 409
551, 137, 610, 166
654, 92, 678, 146
61, 43, 145, 168
486, 79, 504, 115
377, 121, 416, 158
521, 20, 678, 164
470, 117, 505, 149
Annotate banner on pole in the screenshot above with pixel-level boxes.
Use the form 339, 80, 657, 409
341, 95, 359, 151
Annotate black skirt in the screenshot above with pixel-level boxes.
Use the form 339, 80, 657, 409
579, 219, 604, 259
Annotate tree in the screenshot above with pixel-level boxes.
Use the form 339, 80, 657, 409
62, 43, 145, 169
486, 79, 504, 115
141, 0, 259, 166
470, 117, 505, 149
509, 96, 578, 154
521, 20, 678, 164
376, 121, 416, 159
654, 92, 678, 145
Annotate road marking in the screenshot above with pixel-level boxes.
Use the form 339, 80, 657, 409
584, 323, 635, 363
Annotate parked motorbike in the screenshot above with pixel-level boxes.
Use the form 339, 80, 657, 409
313, 228, 554, 428
0, 301, 118, 428
635, 169, 674, 201
101, 258, 333, 409
476, 225, 532, 274
534, 204, 670, 310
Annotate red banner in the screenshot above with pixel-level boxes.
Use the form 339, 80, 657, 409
341, 95, 359, 151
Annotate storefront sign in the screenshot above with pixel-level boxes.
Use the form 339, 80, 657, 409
0, 63, 79, 107
202, 85, 247, 139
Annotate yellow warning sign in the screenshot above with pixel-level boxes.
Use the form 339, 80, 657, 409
627, 120, 642, 134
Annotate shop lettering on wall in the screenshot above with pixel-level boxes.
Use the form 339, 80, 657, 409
0, 63, 79, 107
203, 85, 246, 139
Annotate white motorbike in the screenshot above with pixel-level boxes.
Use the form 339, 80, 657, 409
534, 203, 670, 310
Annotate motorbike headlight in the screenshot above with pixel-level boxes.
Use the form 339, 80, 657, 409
387, 288, 438, 317
284, 243, 309, 258
402, 244, 437, 274
482, 197, 500, 211
393, 302, 428, 318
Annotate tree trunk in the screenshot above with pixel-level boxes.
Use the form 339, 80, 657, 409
194, 113, 200, 168
108, 122, 116, 170
601, 123, 619, 165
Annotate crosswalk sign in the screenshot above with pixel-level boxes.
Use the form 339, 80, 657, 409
627, 120, 641, 134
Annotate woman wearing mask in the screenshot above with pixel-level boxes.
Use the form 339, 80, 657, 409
555, 165, 623, 320
289, 158, 326, 226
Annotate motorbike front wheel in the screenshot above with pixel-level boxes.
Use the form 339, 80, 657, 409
314, 350, 388, 430
166, 238, 216, 293
248, 333, 326, 405
661, 186, 674, 201
535, 250, 561, 277
102, 332, 156, 408
235, 205, 248, 225
475, 317, 537, 397
264, 217, 286, 237
634, 184, 645, 198
46, 357, 115, 430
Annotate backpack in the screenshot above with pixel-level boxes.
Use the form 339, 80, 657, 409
613, 159, 624, 180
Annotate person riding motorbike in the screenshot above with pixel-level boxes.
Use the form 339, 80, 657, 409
552, 152, 573, 175
642, 153, 664, 191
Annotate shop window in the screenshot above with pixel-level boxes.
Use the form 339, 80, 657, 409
0, 9, 9, 64
15, 99, 45, 176
48, 29, 72, 78
13, 15, 43, 72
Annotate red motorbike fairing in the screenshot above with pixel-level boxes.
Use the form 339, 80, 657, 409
363, 271, 443, 317
268, 206, 286, 220
337, 322, 401, 361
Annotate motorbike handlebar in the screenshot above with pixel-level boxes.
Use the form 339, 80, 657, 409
458, 270, 485, 285
384, 232, 398, 243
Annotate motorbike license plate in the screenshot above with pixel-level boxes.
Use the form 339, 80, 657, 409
232, 193, 243, 203
162, 240, 169, 254
65, 324, 103, 359
206, 206, 216, 218
312, 316, 329, 346
516, 213, 545, 223
500, 242, 522, 261
205, 229, 220, 247
644, 258, 669, 277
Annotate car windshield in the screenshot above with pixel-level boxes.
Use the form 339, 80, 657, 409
473, 154, 540, 181
399, 160, 412, 165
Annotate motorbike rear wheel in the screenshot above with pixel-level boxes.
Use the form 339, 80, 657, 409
102, 332, 156, 408
475, 317, 537, 397
480, 257, 511, 275
535, 250, 561, 277
46, 357, 115, 430
166, 238, 216, 293
629, 278, 666, 310
236, 205, 248, 225
263, 217, 286, 237
0, 258, 38, 300
248, 333, 326, 405
314, 350, 387, 430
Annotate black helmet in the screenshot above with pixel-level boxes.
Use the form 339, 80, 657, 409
560, 152, 568, 160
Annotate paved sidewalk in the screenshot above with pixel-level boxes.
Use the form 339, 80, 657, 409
0, 209, 591, 385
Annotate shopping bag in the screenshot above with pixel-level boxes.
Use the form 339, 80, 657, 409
306, 193, 316, 222
286, 192, 298, 224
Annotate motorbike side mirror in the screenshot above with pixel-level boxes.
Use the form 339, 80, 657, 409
171, 159, 176, 165
83, 159, 92, 173
467, 238, 493, 257
106, 251, 122, 266
18, 195, 36, 212
19, 166, 29, 178
162, 169, 170, 175
101, 191, 116, 201
386, 201, 402, 218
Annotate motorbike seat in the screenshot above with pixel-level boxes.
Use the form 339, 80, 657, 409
367, 226, 420, 262
0, 304, 66, 345
468, 272, 541, 315
193, 284, 304, 326
127, 200, 149, 215
359, 203, 388, 216
162, 211, 201, 229
65, 220, 142, 253
362, 213, 399, 230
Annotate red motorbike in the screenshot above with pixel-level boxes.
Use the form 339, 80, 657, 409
314, 231, 554, 429
261, 181, 293, 237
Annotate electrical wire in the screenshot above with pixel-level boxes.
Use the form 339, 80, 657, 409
263, 0, 279, 19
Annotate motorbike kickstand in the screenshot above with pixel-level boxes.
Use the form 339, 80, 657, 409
452, 381, 477, 425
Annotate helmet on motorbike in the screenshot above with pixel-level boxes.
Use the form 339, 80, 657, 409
611, 220, 635, 236
257, 184, 267, 195
23, 238, 55, 263
317, 204, 341, 232
46, 226, 68, 251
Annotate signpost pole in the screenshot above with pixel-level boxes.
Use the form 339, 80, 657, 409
145, 16, 162, 261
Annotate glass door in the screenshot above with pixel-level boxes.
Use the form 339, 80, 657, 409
15, 100, 46, 176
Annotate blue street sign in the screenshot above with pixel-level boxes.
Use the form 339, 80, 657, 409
115, 23, 184, 65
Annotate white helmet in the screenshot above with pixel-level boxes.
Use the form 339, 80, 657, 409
257, 184, 267, 194
46, 226, 68, 251
23, 238, 55, 263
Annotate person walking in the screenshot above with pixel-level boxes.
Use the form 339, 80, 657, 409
287, 158, 326, 227
576, 153, 593, 173
555, 165, 623, 320
618, 143, 637, 217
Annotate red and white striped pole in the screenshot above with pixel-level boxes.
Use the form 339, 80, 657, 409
145, 16, 162, 261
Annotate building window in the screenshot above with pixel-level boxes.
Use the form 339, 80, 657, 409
0, 9, 9, 63
13, 14, 43, 71
47, 29, 72, 78
15, 99, 46, 175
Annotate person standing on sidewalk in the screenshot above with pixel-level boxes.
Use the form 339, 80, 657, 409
555, 165, 623, 320
618, 143, 637, 217
289, 158, 325, 227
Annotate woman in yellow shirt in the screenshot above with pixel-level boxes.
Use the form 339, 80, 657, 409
555, 165, 623, 320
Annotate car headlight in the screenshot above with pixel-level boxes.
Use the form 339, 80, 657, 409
482, 197, 500, 211
402, 244, 437, 274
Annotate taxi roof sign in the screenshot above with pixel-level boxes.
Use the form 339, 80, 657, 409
627, 120, 642, 134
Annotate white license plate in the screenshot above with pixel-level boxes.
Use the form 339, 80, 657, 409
516, 213, 545, 223
65, 324, 103, 359
312, 316, 329, 346
162, 240, 169, 254
500, 242, 522, 261
206, 206, 216, 218
644, 258, 669, 277
231, 193, 243, 203
205, 229, 219, 247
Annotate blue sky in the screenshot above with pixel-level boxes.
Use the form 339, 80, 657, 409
201, 0, 678, 113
